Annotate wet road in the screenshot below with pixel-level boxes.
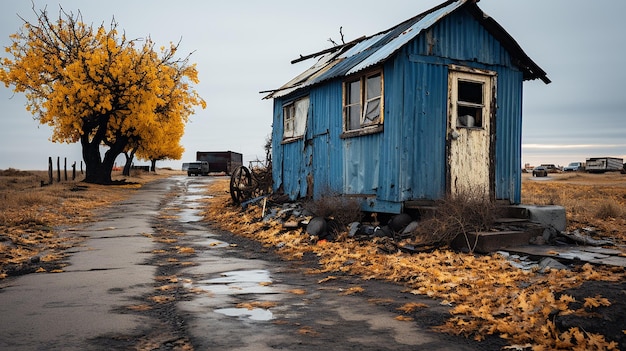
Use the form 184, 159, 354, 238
0, 176, 480, 350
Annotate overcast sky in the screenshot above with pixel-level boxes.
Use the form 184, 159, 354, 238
1, 0, 625, 170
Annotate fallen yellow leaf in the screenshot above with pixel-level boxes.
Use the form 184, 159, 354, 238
397, 302, 428, 313
287, 289, 306, 295
395, 315, 414, 321
339, 286, 364, 295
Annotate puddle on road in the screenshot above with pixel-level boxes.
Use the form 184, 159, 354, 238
173, 187, 212, 223
208, 270, 271, 283
183, 194, 205, 202
178, 208, 204, 223
196, 238, 230, 248
194, 270, 276, 321
190, 270, 275, 295
186, 184, 207, 194
214, 307, 273, 321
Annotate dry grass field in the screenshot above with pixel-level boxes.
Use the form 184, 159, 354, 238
521, 171, 626, 244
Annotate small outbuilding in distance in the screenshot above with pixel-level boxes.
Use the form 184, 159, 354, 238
264, 0, 550, 214
196, 151, 243, 175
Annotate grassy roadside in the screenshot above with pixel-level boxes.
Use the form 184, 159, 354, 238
0, 168, 182, 278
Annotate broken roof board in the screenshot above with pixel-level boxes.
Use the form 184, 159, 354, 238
267, 1, 462, 99
344, 0, 462, 76
266, 0, 548, 99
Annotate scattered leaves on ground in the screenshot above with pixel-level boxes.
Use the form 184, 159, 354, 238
204, 177, 626, 350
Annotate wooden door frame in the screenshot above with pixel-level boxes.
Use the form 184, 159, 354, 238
445, 65, 497, 200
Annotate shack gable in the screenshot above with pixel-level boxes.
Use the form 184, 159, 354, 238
268, 0, 549, 213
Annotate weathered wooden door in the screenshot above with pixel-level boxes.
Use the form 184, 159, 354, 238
446, 66, 495, 198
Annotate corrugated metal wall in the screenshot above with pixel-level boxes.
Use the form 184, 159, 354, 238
493, 69, 524, 203
272, 7, 526, 209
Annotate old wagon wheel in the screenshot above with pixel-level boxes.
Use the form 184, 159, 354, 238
230, 165, 253, 204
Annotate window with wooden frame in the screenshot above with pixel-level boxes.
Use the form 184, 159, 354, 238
455, 77, 487, 129
282, 96, 309, 141
343, 70, 383, 134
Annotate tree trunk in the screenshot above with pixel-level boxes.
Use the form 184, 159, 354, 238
81, 132, 128, 184
122, 156, 132, 177
82, 136, 108, 183
150, 159, 157, 172
122, 147, 137, 176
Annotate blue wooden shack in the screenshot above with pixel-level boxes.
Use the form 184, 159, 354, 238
265, 0, 550, 214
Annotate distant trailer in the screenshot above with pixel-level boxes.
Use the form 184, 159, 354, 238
196, 151, 243, 175
585, 157, 623, 173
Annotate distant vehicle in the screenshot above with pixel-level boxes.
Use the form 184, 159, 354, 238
187, 161, 210, 176
539, 164, 559, 173
585, 157, 624, 173
196, 151, 243, 175
563, 162, 584, 172
532, 166, 548, 177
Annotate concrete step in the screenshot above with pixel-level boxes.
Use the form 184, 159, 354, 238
450, 221, 544, 253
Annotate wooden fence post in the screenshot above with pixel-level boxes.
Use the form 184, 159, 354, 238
56, 157, 61, 182
48, 157, 53, 184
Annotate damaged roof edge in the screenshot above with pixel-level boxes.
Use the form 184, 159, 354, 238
262, 0, 472, 100
345, 0, 466, 76
290, 0, 468, 66
262, 0, 550, 99
468, 4, 551, 84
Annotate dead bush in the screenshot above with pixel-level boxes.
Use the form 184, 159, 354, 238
407, 191, 502, 248
0, 168, 34, 177
595, 199, 623, 219
303, 195, 363, 226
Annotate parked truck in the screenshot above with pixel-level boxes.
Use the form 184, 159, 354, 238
196, 151, 243, 175
585, 157, 623, 173
187, 161, 210, 176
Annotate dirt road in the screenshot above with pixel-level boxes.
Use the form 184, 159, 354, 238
0, 176, 504, 350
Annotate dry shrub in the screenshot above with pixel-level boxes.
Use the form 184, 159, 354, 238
595, 199, 623, 219
0, 168, 34, 177
408, 190, 501, 247
302, 195, 363, 225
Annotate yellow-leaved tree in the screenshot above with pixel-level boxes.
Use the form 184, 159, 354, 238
0, 7, 205, 183
121, 59, 191, 175
123, 102, 187, 175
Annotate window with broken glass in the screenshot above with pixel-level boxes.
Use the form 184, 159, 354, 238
343, 71, 383, 133
282, 96, 309, 141
456, 79, 484, 128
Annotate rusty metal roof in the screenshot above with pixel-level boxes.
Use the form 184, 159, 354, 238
264, 0, 549, 99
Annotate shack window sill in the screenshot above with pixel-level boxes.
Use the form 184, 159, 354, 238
281, 136, 303, 145
456, 126, 484, 131
340, 125, 383, 139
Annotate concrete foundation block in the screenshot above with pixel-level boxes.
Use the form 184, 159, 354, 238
513, 205, 566, 233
